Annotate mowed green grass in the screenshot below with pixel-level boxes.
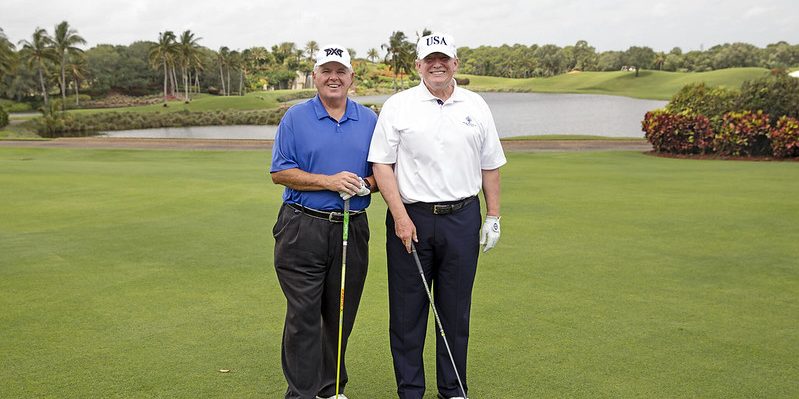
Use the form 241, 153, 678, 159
1, 148, 797, 398
460, 67, 770, 100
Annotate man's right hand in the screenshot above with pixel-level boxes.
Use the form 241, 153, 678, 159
394, 215, 417, 253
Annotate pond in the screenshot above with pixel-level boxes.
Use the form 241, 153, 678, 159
102, 92, 666, 139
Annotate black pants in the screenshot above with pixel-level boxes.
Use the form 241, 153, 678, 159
386, 198, 481, 399
273, 203, 369, 399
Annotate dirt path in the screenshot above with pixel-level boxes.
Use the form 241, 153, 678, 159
0, 137, 652, 152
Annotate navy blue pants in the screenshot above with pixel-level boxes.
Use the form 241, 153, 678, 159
386, 198, 481, 399
273, 203, 369, 399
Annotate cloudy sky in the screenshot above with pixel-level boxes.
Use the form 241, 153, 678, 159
2, 0, 797, 56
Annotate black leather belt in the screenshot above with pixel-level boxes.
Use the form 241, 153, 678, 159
409, 196, 476, 215
287, 202, 365, 223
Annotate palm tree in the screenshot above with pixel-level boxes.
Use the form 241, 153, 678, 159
238, 48, 254, 96
304, 41, 319, 61
217, 46, 230, 95
398, 42, 416, 89
228, 50, 240, 96
149, 31, 177, 103
18, 27, 57, 106
0, 28, 17, 79
272, 42, 296, 65
382, 31, 411, 91
178, 30, 202, 101
68, 52, 88, 106
366, 48, 379, 64
52, 21, 86, 111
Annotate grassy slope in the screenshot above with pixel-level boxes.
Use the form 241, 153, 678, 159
66, 90, 294, 115
460, 67, 771, 100
1, 148, 797, 398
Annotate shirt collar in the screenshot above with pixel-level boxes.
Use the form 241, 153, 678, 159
311, 95, 360, 122
415, 79, 463, 104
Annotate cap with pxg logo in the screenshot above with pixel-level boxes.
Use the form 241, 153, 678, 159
314, 44, 352, 70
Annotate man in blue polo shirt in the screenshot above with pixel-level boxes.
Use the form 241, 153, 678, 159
270, 44, 377, 399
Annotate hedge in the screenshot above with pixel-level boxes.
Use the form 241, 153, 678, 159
642, 110, 799, 159
33, 107, 290, 138
0, 108, 8, 129
642, 73, 799, 159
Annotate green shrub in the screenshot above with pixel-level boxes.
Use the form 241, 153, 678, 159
665, 83, 738, 131
0, 99, 33, 113
31, 107, 292, 137
770, 116, 799, 158
642, 109, 713, 154
275, 90, 316, 102
0, 108, 8, 129
715, 111, 772, 156
738, 74, 799, 124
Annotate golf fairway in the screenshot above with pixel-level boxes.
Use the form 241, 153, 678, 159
1, 148, 797, 398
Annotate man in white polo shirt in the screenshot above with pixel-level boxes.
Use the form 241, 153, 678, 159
368, 32, 506, 399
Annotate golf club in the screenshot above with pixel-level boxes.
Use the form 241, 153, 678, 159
410, 242, 467, 399
335, 198, 350, 398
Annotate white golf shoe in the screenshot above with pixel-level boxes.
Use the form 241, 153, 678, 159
316, 395, 348, 399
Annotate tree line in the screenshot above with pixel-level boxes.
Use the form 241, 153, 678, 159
1, 23, 797, 108
457, 41, 799, 78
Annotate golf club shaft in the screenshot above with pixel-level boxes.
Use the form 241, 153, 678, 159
335, 199, 350, 397
410, 242, 467, 398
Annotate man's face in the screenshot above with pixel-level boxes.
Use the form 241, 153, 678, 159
312, 62, 353, 101
416, 53, 458, 89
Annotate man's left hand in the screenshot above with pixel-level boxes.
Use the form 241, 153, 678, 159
339, 177, 371, 200
480, 216, 501, 252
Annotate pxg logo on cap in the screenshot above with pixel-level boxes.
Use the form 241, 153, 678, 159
417, 33, 457, 60
314, 44, 352, 70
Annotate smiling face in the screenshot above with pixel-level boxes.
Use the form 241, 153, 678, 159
416, 52, 459, 95
312, 61, 354, 103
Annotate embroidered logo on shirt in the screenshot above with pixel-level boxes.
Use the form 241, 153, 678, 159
462, 116, 476, 127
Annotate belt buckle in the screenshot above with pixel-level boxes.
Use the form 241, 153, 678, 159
328, 212, 341, 222
432, 204, 451, 215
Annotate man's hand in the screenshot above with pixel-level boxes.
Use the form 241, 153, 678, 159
394, 215, 418, 253
339, 177, 371, 200
480, 216, 501, 252
328, 171, 362, 199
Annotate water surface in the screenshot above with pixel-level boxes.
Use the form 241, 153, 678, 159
103, 92, 666, 139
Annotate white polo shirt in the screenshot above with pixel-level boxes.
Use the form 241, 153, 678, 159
368, 82, 507, 204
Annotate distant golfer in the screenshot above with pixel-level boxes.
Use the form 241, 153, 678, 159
270, 44, 377, 399
368, 32, 506, 399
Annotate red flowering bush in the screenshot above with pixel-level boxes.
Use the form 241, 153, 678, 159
770, 116, 799, 159
714, 111, 772, 156
642, 109, 713, 154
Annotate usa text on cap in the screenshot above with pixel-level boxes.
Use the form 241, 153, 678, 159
314, 44, 352, 70
416, 33, 457, 60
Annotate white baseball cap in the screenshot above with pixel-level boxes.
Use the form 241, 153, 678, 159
416, 32, 457, 60
314, 44, 352, 70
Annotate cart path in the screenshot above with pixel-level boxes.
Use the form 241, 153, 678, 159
0, 137, 652, 152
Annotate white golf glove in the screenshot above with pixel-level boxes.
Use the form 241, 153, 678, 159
339, 177, 371, 200
480, 216, 501, 252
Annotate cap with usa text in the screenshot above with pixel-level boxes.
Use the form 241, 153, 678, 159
416, 32, 457, 60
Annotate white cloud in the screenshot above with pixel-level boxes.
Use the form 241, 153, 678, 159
0, 0, 796, 55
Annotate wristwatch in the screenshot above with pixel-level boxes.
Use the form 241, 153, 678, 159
363, 178, 372, 190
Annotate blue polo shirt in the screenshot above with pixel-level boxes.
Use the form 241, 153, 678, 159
271, 95, 378, 211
